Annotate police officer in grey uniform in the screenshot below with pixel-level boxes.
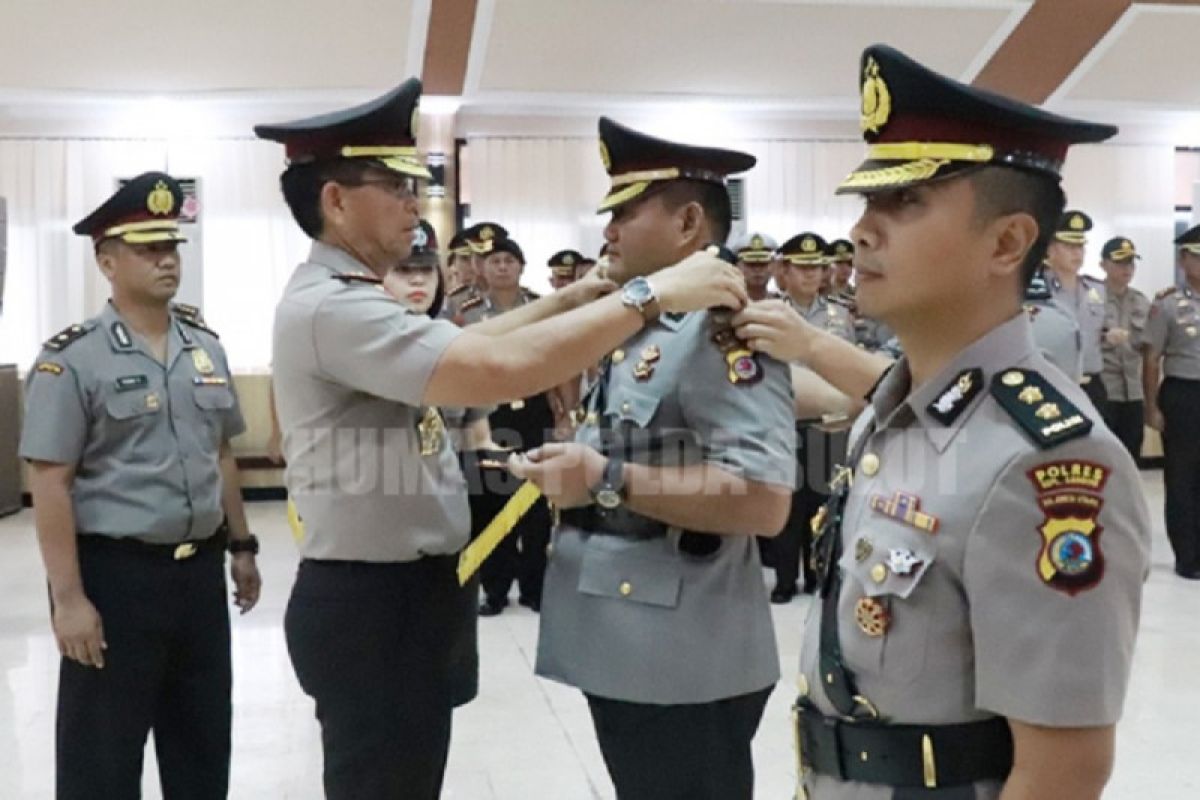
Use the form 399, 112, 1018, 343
256, 79, 750, 799
1023, 265, 1083, 380
734, 45, 1150, 799
1046, 210, 1109, 409
1143, 224, 1200, 579
732, 231, 779, 302
20, 172, 261, 800
511, 117, 796, 800
779, 233, 857, 344
1098, 236, 1150, 460
440, 230, 479, 322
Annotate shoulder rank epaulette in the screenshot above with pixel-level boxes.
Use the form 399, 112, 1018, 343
170, 302, 205, 324
332, 273, 383, 285
42, 322, 94, 351
1155, 286, 1177, 300
177, 314, 220, 339
522, 288, 542, 301
990, 368, 1092, 449
460, 296, 484, 313
448, 284, 471, 297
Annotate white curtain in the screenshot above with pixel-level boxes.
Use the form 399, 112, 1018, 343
0, 138, 306, 372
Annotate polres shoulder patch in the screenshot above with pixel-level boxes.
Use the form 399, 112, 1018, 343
991, 368, 1092, 449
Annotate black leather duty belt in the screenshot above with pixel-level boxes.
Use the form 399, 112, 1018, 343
794, 698, 1012, 789
558, 507, 667, 540
77, 533, 221, 561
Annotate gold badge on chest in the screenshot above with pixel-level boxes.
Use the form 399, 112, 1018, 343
418, 407, 446, 456
192, 349, 215, 375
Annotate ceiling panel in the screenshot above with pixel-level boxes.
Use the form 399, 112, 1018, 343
0, 0, 417, 93
1063, 7, 1200, 107
475, 0, 1027, 102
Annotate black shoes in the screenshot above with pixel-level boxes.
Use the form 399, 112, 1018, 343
770, 583, 798, 604
1174, 565, 1200, 581
479, 597, 508, 616
518, 596, 541, 612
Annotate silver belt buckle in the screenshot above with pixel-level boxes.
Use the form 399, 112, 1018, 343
173, 543, 198, 560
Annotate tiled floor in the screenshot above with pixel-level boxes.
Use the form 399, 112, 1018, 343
0, 471, 1195, 799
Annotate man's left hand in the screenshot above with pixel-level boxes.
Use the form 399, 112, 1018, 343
508, 443, 608, 509
230, 553, 261, 614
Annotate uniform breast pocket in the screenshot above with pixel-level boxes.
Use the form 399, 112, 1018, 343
104, 392, 162, 425
606, 387, 660, 429
578, 543, 682, 609
193, 384, 235, 441
840, 525, 937, 684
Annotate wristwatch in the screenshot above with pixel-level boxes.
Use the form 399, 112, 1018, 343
228, 534, 260, 555
620, 276, 661, 323
590, 456, 627, 511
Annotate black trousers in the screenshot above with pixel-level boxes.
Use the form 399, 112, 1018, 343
478, 398, 554, 606
765, 426, 848, 591
57, 538, 231, 800
1082, 373, 1109, 415
285, 556, 474, 800
585, 687, 773, 800
1160, 378, 1200, 571
1102, 399, 1145, 464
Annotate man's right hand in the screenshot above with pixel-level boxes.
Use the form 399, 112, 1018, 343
53, 594, 106, 669
652, 251, 748, 313
1145, 405, 1165, 433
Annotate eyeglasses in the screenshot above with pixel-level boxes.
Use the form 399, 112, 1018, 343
344, 176, 418, 200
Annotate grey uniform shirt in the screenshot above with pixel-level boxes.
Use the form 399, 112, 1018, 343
272, 241, 469, 562
1143, 286, 1200, 380
1050, 274, 1106, 375
1025, 298, 1082, 381
19, 302, 245, 543
536, 310, 797, 705
799, 314, 1150, 800
789, 295, 857, 344
1101, 286, 1151, 401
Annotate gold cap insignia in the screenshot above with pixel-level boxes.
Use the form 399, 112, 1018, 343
750, 234, 764, 249
563, 254, 575, 265
147, 181, 175, 216
599, 139, 612, 171
1123, 240, 1132, 250
802, 237, 817, 253
1069, 214, 1085, 231
860, 56, 892, 135
480, 226, 494, 241
411, 103, 420, 140
837, 244, 850, 255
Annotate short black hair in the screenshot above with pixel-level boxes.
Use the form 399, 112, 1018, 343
967, 167, 1065, 287
656, 179, 733, 245
279, 159, 378, 240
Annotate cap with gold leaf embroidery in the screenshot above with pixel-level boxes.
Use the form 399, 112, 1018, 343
777, 233, 829, 266
548, 249, 585, 277
826, 238, 855, 264
463, 222, 509, 255
1101, 237, 1139, 263
254, 78, 430, 179
730, 232, 778, 263
596, 117, 755, 213
1175, 224, 1200, 255
447, 231, 472, 258
838, 44, 1117, 195
1055, 210, 1093, 245
73, 171, 188, 245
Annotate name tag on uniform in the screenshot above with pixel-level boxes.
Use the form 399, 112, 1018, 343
115, 374, 149, 392
192, 376, 229, 386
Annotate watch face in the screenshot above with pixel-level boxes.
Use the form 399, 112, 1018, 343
595, 489, 622, 510
623, 277, 653, 305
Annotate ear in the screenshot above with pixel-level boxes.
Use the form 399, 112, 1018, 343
95, 245, 117, 280
677, 201, 706, 248
319, 181, 348, 230
989, 212, 1039, 280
